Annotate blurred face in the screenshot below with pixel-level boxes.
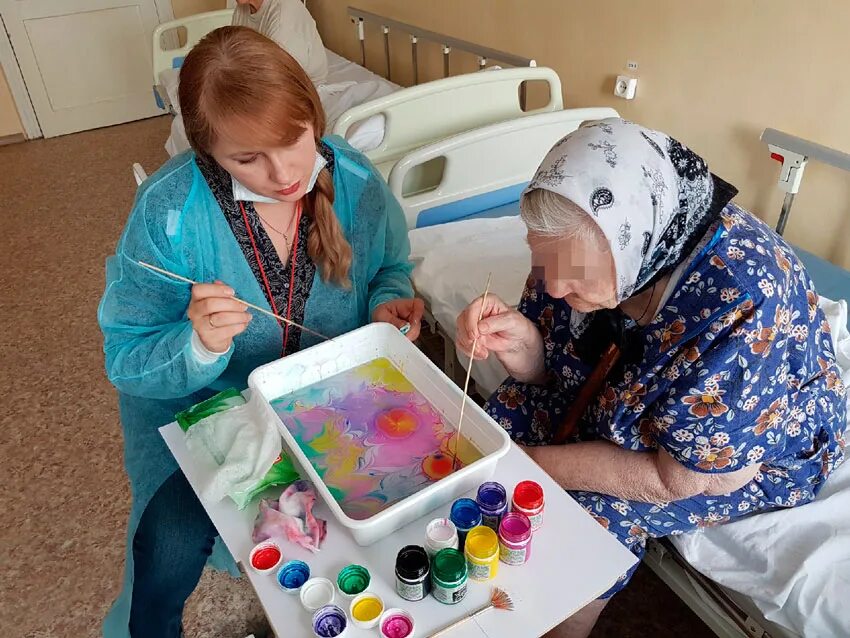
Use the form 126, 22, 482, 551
210, 123, 316, 203
528, 229, 618, 313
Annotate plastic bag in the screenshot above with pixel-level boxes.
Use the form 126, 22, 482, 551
176, 389, 300, 509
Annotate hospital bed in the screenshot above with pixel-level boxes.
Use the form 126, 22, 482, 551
404, 120, 850, 638
151, 5, 563, 176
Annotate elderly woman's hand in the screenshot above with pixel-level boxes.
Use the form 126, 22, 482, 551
455, 294, 546, 384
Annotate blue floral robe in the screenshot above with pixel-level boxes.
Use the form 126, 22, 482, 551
486, 205, 847, 596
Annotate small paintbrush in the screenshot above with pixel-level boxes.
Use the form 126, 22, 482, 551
135, 260, 332, 342
427, 587, 514, 637
453, 273, 492, 470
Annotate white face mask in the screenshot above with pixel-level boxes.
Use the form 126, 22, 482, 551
231, 151, 327, 203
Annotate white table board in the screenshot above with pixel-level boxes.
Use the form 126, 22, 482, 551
161, 423, 637, 638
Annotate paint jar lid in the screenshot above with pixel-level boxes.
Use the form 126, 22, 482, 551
513, 481, 544, 511
248, 540, 283, 573
424, 518, 459, 556
349, 592, 384, 630
277, 560, 310, 594
499, 512, 532, 544
301, 577, 336, 611
464, 525, 499, 559
337, 564, 371, 597
395, 545, 430, 581
476, 481, 507, 513
312, 604, 348, 638
379, 608, 416, 638
450, 498, 482, 530
432, 548, 468, 585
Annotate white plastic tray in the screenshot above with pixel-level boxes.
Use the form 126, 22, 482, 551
247, 322, 511, 545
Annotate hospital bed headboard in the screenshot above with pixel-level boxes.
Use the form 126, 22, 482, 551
152, 9, 234, 85
334, 67, 563, 168
389, 107, 620, 229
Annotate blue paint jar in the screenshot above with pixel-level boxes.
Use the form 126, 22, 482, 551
277, 560, 310, 594
476, 481, 507, 531
450, 498, 482, 552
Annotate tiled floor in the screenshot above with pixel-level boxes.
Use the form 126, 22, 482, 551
0, 116, 712, 637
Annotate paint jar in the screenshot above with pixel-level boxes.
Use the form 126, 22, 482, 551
337, 564, 370, 597
476, 481, 508, 531
499, 512, 533, 565
312, 604, 348, 638
395, 545, 431, 601
430, 548, 468, 605
464, 525, 500, 581
449, 498, 482, 551
512, 480, 545, 531
349, 592, 384, 630
379, 608, 416, 638
300, 577, 336, 612
424, 517, 459, 558
277, 560, 310, 594
248, 540, 282, 573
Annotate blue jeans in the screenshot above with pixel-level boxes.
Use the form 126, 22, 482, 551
129, 470, 218, 638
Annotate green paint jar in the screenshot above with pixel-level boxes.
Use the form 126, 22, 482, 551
430, 548, 468, 605
337, 564, 371, 597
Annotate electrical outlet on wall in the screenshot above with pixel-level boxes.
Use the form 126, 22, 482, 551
614, 75, 638, 99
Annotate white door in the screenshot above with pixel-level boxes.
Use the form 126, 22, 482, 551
0, 0, 168, 138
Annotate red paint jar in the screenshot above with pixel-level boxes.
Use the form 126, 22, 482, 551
249, 540, 283, 573
511, 481, 544, 532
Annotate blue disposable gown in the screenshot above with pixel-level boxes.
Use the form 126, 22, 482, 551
98, 136, 413, 637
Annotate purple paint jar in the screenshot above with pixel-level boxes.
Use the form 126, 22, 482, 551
476, 481, 508, 531
499, 512, 533, 566
312, 604, 348, 637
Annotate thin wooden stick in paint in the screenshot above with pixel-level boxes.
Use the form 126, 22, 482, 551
135, 260, 333, 342
454, 273, 492, 471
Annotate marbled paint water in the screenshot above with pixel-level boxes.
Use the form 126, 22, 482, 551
272, 358, 482, 520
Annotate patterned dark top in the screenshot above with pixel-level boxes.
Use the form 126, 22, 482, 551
196, 144, 334, 355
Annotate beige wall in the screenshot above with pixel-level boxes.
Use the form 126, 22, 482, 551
0, 67, 23, 138
310, 0, 850, 267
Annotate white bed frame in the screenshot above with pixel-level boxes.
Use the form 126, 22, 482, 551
333, 66, 562, 179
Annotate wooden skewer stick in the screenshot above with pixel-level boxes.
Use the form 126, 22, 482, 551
136, 260, 333, 342
453, 273, 492, 471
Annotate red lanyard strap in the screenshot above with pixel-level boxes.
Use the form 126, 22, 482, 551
239, 200, 303, 356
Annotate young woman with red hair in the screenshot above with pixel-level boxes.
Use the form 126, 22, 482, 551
98, 26, 422, 637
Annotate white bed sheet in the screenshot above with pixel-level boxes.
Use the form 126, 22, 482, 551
671, 298, 850, 638
409, 214, 530, 395
412, 214, 850, 637
160, 48, 398, 156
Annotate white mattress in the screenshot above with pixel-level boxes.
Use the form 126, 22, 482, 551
411, 214, 850, 637
160, 48, 398, 157
409, 214, 530, 396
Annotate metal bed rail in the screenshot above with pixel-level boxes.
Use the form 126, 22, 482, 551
761, 128, 850, 235
348, 6, 537, 106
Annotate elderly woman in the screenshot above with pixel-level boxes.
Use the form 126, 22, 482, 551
456, 118, 846, 637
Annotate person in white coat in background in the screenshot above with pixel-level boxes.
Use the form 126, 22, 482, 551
232, 0, 329, 85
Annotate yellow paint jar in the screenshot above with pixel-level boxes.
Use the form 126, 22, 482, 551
464, 525, 500, 581
350, 592, 384, 630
